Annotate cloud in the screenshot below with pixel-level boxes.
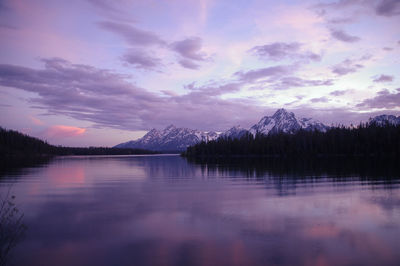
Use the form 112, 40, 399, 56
0, 58, 264, 131
330, 28, 361, 42
274, 77, 334, 89
121, 50, 162, 70
88, 0, 135, 22
178, 59, 200, 70
235, 65, 294, 82
170, 37, 208, 69
373, 74, 394, 83
235, 65, 332, 90
98, 23, 211, 71
170, 37, 206, 61
310, 96, 330, 103
249, 42, 321, 62
44, 125, 86, 138
331, 55, 370, 76
356, 88, 400, 109
332, 63, 362, 75
184, 81, 242, 96
1, 58, 397, 133
326, 17, 356, 24
375, 0, 400, 17
98, 21, 166, 46
330, 90, 350, 96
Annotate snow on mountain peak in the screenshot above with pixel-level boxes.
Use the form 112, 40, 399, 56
249, 109, 328, 136
369, 114, 400, 126
115, 109, 333, 151
114, 125, 219, 151
220, 125, 248, 139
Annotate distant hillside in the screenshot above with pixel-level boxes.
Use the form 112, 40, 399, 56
0, 127, 156, 157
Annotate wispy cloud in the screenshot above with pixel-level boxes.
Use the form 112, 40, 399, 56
0, 58, 263, 131
98, 21, 166, 46
274, 77, 334, 89
88, 0, 136, 22
310, 96, 330, 103
330, 28, 361, 42
375, 0, 400, 17
356, 88, 400, 109
373, 74, 394, 83
122, 50, 162, 70
235, 65, 294, 83
249, 42, 321, 62
330, 89, 351, 96
331, 55, 371, 76
170, 37, 209, 69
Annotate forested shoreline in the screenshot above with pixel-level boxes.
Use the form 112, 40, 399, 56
0, 127, 157, 157
183, 123, 400, 158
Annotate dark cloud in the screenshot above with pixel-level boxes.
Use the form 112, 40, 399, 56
249, 42, 321, 62
0, 58, 263, 131
170, 37, 208, 69
330, 29, 361, 42
356, 88, 400, 109
310, 96, 330, 103
383, 47, 393, 51
373, 74, 394, 83
375, 0, 400, 16
122, 50, 162, 70
98, 21, 166, 46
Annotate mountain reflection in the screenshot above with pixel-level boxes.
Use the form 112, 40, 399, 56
186, 156, 400, 180
1, 155, 399, 266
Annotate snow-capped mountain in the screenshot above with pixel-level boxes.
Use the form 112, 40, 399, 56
219, 126, 249, 139
249, 108, 328, 136
114, 125, 220, 151
368, 114, 400, 126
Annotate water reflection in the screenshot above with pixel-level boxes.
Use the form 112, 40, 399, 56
0, 155, 399, 266
187, 156, 400, 180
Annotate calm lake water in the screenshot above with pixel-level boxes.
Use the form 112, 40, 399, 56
1, 155, 400, 266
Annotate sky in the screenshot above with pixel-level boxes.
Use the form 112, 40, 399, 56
0, 0, 399, 147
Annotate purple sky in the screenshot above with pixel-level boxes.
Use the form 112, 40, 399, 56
0, 0, 399, 146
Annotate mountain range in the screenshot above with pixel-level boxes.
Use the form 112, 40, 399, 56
114, 125, 219, 151
115, 109, 399, 151
368, 115, 400, 126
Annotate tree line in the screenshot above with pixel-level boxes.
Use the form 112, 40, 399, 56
183, 122, 400, 158
0, 127, 156, 157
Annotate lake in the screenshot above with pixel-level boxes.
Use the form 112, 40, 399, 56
1, 155, 400, 266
